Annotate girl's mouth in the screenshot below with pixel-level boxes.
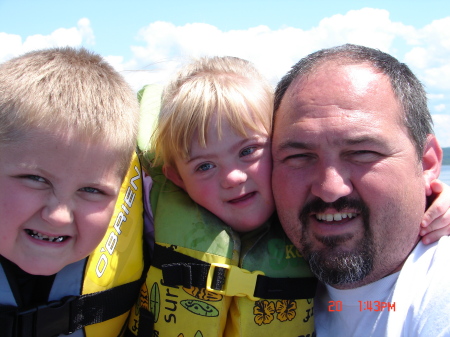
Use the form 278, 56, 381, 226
228, 192, 256, 204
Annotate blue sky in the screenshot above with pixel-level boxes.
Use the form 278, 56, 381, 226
1, 0, 450, 146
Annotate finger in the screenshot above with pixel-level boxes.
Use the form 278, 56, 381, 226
421, 226, 450, 245
430, 179, 444, 194
422, 210, 450, 235
422, 180, 450, 227
422, 203, 450, 229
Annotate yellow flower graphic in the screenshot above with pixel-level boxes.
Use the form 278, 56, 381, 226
276, 300, 297, 322
253, 300, 275, 326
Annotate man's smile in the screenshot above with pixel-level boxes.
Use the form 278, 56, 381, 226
315, 212, 359, 222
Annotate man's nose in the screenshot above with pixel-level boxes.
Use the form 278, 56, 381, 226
311, 164, 353, 203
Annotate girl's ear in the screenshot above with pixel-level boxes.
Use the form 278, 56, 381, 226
163, 165, 186, 189
422, 135, 443, 196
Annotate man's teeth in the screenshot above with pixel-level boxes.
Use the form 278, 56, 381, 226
316, 213, 358, 222
25, 229, 67, 242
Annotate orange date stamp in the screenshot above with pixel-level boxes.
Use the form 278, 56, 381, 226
328, 301, 396, 312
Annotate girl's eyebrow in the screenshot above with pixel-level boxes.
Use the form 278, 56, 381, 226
187, 135, 268, 164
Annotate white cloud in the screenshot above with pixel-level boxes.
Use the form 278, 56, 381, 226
432, 114, 450, 148
127, 8, 418, 88
2, 8, 450, 147
428, 93, 445, 100
0, 18, 95, 63
423, 64, 450, 90
434, 104, 446, 112
0, 32, 23, 62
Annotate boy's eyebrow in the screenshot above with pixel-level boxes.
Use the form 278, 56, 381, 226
18, 162, 119, 191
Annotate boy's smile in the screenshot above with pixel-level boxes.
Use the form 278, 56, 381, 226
0, 129, 123, 275
24, 229, 69, 242
165, 118, 275, 232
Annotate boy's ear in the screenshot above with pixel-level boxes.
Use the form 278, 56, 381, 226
163, 165, 186, 189
422, 134, 443, 196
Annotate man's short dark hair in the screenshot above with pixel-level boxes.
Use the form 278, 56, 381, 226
274, 44, 433, 159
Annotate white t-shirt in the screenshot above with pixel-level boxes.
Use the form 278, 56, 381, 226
315, 236, 450, 337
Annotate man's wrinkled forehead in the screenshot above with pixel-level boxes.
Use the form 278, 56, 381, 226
277, 62, 403, 126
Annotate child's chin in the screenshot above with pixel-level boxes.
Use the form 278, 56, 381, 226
18, 260, 62, 276
231, 220, 264, 233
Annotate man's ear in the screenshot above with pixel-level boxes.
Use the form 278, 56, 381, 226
422, 134, 443, 196
163, 165, 186, 189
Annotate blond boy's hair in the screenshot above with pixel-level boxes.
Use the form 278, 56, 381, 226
0, 47, 139, 176
151, 56, 273, 167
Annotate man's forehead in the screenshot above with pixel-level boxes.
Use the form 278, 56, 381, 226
291, 62, 384, 97
278, 62, 401, 122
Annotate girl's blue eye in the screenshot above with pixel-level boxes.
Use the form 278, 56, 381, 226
240, 147, 256, 157
197, 163, 214, 172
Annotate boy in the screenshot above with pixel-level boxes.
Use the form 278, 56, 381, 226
0, 47, 146, 337
131, 56, 450, 337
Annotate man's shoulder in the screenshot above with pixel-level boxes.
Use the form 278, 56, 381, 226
398, 236, 450, 290
386, 236, 450, 336
410, 236, 450, 266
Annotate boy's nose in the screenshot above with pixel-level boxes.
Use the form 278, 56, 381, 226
221, 169, 247, 189
41, 199, 74, 227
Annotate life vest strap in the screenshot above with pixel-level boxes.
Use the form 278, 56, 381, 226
0, 278, 144, 337
153, 244, 317, 301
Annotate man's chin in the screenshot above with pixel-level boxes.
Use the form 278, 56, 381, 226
304, 243, 374, 287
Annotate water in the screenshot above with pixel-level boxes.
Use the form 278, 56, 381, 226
441, 165, 450, 185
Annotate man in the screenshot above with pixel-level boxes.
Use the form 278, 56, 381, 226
271, 44, 450, 336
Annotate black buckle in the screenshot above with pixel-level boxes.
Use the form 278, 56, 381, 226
18, 296, 76, 337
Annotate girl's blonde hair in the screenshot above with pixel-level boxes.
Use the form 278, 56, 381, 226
151, 56, 273, 167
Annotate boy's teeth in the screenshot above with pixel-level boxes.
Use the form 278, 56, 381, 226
315, 213, 357, 222
25, 229, 67, 242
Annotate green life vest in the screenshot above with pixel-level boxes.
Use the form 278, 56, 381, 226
127, 85, 317, 337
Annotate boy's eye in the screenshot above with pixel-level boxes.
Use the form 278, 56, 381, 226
25, 175, 46, 182
240, 146, 256, 157
17, 175, 50, 190
196, 163, 215, 172
21, 175, 47, 184
79, 186, 102, 194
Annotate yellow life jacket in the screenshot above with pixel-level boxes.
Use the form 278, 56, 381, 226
225, 223, 316, 337
0, 153, 147, 337
127, 84, 317, 337
128, 167, 316, 337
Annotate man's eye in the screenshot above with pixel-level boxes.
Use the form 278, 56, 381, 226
283, 153, 311, 162
279, 153, 316, 168
350, 151, 382, 162
197, 163, 215, 172
240, 146, 256, 157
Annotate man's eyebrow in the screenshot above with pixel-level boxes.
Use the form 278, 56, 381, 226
341, 136, 386, 147
276, 136, 385, 151
276, 141, 313, 151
